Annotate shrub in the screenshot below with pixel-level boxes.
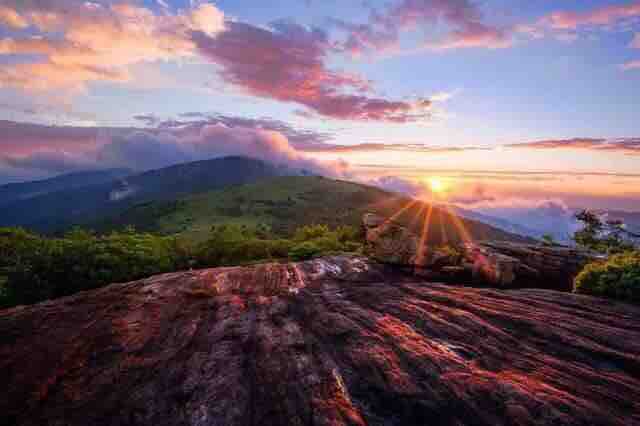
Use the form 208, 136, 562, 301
289, 241, 323, 260
0, 222, 364, 308
574, 251, 640, 303
294, 224, 330, 242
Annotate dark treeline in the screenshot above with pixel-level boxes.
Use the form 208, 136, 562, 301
0, 224, 362, 308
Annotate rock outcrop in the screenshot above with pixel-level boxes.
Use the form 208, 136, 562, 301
364, 213, 602, 290
462, 241, 604, 290
2, 255, 640, 426
363, 213, 419, 266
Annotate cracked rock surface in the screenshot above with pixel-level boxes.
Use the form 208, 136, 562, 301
2, 255, 640, 426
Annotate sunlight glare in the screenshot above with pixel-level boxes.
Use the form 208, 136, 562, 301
428, 177, 446, 194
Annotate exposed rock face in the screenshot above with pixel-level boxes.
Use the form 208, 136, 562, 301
363, 213, 602, 290
462, 242, 603, 290
363, 213, 419, 266
2, 255, 640, 426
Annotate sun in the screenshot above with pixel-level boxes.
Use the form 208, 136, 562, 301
428, 177, 446, 194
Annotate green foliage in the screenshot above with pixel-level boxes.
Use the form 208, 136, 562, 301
541, 234, 556, 247
0, 223, 363, 308
573, 209, 635, 254
289, 241, 323, 261
574, 251, 640, 303
97, 176, 529, 245
0, 227, 185, 308
289, 224, 361, 260
294, 224, 330, 242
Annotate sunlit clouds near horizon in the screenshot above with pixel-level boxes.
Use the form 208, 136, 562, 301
0, 0, 639, 216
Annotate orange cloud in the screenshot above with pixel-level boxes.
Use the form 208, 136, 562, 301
0, 6, 28, 29
542, 1, 640, 30
0, 1, 225, 91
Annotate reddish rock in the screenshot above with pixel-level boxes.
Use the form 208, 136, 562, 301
1, 255, 640, 426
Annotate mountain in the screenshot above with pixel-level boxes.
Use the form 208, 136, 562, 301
450, 205, 545, 240
0, 157, 291, 232
97, 175, 534, 244
0, 158, 533, 244
0, 169, 131, 207
598, 209, 640, 233
2, 256, 639, 425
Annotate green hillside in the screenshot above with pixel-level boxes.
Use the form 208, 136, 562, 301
0, 157, 288, 233
98, 176, 533, 245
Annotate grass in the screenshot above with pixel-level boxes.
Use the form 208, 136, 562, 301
99, 176, 533, 245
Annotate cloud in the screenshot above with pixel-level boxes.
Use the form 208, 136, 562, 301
0, 119, 346, 183
428, 21, 512, 50
1, 2, 431, 123
519, 1, 640, 50
0, 5, 29, 29
541, 1, 640, 30
507, 138, 640, 155
3, 151, 94, 174
297, 142, 491, 154
461, 197, 580, 241
367, 175, 429, 197
0, 120, 115, 156
192, 21, 431, 122
96, 125, 347, 176
0, 1, 225, 91
632, 33, 640, 48
448, 183, 495, 205
133, 114, 161, 127
622, 59, 640, 70
331, 0, 513, 55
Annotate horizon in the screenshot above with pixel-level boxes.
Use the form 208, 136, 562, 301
1, 0, 639, 223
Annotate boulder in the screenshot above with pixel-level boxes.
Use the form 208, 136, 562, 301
364, 214, 419, 266
2, 255, 640, 426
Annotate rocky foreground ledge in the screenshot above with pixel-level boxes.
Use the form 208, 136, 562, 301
1, 256, 640, 426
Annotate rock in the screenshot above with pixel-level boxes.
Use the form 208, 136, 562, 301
362, 213, 385, 229
463, 242, 603, 291
364, 214, 419, 266
2, 255, 640, 426
362, 213, 602, 291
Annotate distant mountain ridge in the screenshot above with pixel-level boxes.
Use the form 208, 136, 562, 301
96, 175, 534, 244
0, 157, 294, 232
0, 157, 533, 244
0, 169, 131, 207
449, 205, 546, 240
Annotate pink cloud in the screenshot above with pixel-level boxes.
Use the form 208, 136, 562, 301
332, 0, 513, 55
192, 21, 431, 122
298, 142, 489, 153
0, 5, 28, 29
0, 119, 347, 182
622, 59, 640, 70
0, 1, 225, 91
543, 1, 640, 30
429, 22, 512, 50
508, 138, 640, 155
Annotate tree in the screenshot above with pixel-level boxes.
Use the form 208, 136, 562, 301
541, 234, 556, 247
573, 209, 635, 253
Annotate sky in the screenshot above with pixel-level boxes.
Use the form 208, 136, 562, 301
0, 0, 639, 224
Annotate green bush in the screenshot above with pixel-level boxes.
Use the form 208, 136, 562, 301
0, 223, 363, 308
574, 251, 640, 303
0, 227, 184, 308
294, 224, 331, 242
289, 241, 323, 260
